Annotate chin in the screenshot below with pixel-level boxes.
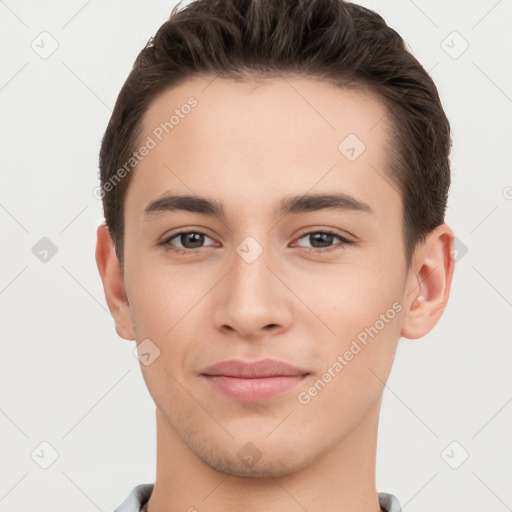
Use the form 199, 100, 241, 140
185, 432, 317, 478
203, 452, 309, 478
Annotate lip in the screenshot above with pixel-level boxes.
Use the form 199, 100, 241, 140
200, 358, 308, 378
200, 359, 310, 402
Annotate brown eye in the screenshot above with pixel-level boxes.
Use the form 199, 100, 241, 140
161, 231, 215, 252
295, 230, 353, 252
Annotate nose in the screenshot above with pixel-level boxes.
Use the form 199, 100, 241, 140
213, 242, 293, 339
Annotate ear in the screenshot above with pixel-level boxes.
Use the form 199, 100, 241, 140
401, 223, 456, 339
95, 222, 135, 341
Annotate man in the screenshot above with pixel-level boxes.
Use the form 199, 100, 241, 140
95, 1, 455, 511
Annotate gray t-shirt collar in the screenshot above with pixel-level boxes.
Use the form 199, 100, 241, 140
113, 483, 403, 512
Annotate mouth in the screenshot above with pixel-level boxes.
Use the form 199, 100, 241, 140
200, 358, 310, 402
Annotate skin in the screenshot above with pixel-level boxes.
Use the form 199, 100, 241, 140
96, 76, 455, 512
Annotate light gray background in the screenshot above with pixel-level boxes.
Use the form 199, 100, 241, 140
1, 1, 511, 511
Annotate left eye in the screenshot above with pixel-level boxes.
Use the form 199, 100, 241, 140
295, 231, 352, 251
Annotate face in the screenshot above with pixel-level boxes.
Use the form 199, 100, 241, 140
112, 76, 415, 476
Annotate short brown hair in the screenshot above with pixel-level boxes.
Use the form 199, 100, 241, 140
99, 0, 451, 271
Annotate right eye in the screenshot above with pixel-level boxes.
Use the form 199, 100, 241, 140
160, 230, 218, 253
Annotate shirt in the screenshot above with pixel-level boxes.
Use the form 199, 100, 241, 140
113, 483, 403, 512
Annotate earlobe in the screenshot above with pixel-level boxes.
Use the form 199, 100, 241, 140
95, 223, 136, 341
400, 224, 455, 340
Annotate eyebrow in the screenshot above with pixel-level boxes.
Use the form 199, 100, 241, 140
143, 192, 373, 219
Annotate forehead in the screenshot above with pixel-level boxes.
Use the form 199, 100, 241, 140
125, 75, 400, 223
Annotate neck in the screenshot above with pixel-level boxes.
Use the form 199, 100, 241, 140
146, 397, 383, 512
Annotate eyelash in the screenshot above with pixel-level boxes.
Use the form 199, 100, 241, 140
158, 229, 354, 255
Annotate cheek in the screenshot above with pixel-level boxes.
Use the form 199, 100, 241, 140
126, 259, 203, 335
297, 257, 405, 384
297, 256, 405, 329
125, 262, 218, 385
126, 265, 206, 410
295, 283, 404, 429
